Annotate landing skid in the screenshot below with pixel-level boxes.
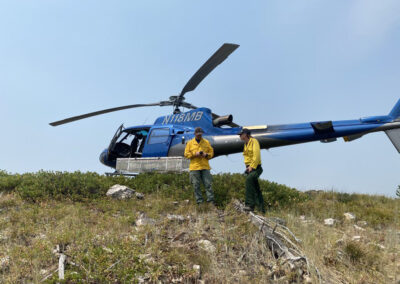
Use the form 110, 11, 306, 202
105, 171, 138, 177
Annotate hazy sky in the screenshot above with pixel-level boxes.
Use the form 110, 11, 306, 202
1, 1, 400, 196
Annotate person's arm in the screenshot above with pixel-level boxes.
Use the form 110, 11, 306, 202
204, 140, 214, 159
249, 139, 261, 170
184, 141, 194, 159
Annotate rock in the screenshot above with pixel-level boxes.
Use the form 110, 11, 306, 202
297, 268, 304, 277
136, 213, 156, 226
369, 242, 385, 250
357, 220, 368, 227
106, 184, 135, 199
344, 212, 356, 221
352, 235, 361, 241
0, 232, 8, 243
184, 199, 190, 204
304, 275, 313, 283
135, 192, 145, 199
353, 224, 365, 231
35, 233, 46, 239
299, 215, 306, 221
139, 254, 154, 263
137, 273, 150, 283
173, 201, 179, 206
324, 218, 336, 226
128, 235, 138, 242
0, 256, 10, 270
102, 246, 112, 253
167, 214, 185, 223
197, 240, 216, 253
193, 264, 201, 278
40, 268, 48, 275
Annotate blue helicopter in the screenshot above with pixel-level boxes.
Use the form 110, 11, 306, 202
50, 43, 400, 169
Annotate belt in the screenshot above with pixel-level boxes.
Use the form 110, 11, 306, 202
246, 165, 262, 169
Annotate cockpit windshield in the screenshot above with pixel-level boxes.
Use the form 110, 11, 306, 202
108, 127, 150, 159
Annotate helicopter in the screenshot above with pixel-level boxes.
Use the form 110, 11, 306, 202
50, 43, 400, 170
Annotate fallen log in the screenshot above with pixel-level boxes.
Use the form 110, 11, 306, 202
233, 200, 321, 282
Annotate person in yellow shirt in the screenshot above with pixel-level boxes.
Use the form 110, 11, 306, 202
239, 128, 265, 213
184, 127, 215, 204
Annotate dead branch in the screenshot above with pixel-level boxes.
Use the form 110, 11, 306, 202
233, 199, 321, 282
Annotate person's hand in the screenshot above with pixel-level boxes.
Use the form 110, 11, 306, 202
195, 152, 201, 157
247, 167, 253, 172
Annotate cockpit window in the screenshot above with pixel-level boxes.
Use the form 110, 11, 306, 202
108, 128, 149, 159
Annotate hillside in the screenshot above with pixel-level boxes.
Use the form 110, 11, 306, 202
0, 171, 399, 283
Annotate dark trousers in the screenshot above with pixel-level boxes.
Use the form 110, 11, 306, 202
189, 170, 214, 204
245, 166, 265, 213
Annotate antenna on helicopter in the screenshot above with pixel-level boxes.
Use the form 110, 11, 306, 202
49, 43, 239, 126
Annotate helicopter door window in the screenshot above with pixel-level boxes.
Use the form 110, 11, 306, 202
148, 128, 170, 144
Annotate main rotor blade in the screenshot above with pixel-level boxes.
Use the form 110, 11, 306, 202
179, 43, 239, 99
49, 102, 167, 126
180, 102, 199, 109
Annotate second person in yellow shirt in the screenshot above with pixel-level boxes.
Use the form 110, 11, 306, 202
239, 128, 265, 213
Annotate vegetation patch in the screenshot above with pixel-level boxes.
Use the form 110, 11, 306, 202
0, 171, 398, 283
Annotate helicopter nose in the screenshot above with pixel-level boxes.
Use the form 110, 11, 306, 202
99, 149, 108, 165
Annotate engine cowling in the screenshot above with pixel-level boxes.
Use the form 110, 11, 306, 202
213, 114, 233, 127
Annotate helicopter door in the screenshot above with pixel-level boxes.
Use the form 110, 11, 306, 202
142, 127, 173, 157
108, 124, 124, 155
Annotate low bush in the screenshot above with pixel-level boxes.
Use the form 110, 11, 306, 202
292, 190, 398, 228
0, 171, 305, 209
1, 171, 396, 227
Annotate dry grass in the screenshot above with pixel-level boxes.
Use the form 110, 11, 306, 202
0, 190, 399, 283
273, 209, 400, 283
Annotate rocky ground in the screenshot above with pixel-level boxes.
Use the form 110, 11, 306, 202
0, 185, 399, 283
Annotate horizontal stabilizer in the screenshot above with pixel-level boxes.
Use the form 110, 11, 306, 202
343, 134, 363, 142
385, 129, 400, 153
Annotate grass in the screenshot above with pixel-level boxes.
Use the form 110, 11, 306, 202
0, 171, 399, 283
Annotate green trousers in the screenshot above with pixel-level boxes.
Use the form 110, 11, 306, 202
189, 170, 214, 204
245, 166, 265, 213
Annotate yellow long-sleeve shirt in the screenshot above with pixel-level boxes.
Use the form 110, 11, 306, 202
184, 137, 214, 171
243, 137, 261, 169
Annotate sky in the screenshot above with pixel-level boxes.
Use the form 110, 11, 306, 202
1, 1, 400, 197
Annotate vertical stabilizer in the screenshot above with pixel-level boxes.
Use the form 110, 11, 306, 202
385, 129, 400, 153
389, 99, 400, 119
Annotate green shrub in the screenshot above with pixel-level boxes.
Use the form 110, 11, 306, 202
260, 179, 308, 208
344, 241, 365, 263
13, 171, 130, 202
0, 170, 22, 192
1, 171, 306, 210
